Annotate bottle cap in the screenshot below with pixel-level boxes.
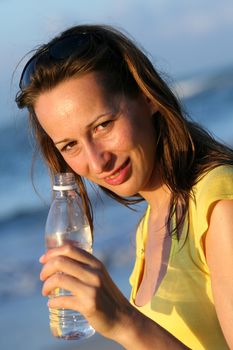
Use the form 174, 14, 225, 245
53, 173, 77, 191
53, 184, 77, 191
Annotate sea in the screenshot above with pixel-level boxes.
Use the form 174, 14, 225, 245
0, 64, 233, 350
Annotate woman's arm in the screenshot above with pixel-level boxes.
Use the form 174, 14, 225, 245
39, 245, 189, 349
205, 199, 233, 349
115, 306, 190, 349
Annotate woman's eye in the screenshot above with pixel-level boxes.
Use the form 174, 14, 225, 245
61, 141, 77, 152
95, 120, 112, 133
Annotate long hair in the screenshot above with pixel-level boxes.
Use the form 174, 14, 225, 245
15, 24, 233, 236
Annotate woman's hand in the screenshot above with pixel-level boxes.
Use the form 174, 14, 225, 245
40, 244, 190, 349
39, 244, 134, 340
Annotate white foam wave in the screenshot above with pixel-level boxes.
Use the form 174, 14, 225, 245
173, 77, 207, 99
173, 65, 233, 100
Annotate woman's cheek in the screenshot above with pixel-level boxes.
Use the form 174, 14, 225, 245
112, 119, 135, 150
64, 156, 88, 177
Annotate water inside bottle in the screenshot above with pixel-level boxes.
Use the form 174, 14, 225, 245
45, 225, 92, 251
45, 226, 95, 340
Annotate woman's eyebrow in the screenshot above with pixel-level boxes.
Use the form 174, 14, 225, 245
54, 138, 71, 146
85, 111, 113, 129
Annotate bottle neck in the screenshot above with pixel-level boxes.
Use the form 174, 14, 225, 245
53, 188, 78, 199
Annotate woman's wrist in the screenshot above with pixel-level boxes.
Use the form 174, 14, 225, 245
110, 304, 142, 349
113, 305, 190, 350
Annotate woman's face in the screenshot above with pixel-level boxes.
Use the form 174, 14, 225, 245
34, 72, 160, 198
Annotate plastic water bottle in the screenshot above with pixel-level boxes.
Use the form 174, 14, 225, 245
45, 172, 95, 340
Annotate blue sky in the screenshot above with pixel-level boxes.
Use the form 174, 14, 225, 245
1, 0, 233, 124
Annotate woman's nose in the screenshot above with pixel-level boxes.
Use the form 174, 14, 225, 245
85, 142, 112, 175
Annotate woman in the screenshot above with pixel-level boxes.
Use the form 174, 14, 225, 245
16, 24, 233, 349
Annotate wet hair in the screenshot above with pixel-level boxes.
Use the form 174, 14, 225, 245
16, 24, 233, 236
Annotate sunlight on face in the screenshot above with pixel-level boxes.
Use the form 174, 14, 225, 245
34, 72, 159, 197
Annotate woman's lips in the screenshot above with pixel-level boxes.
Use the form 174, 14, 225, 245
104, 158, 131, 186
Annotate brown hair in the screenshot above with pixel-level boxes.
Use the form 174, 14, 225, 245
16, 24, 233, 236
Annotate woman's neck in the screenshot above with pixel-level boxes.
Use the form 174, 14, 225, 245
139, 182, 172, 219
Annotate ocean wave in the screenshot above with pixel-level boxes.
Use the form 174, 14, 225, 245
0, 260, 41, 300
0, 244, 134, 301
0, 214, 136, 301
173, 77, 207, 99
173, 65, 233, 100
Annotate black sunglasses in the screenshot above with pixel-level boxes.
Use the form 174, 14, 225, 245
19, 32, 93, 90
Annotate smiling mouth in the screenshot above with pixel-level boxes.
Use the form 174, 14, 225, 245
103, 158, 131, 185
105, 159, 130, 180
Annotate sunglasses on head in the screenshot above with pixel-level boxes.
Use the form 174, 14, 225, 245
19, 32, 94, 90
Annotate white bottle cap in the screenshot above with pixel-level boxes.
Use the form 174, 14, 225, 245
53, 184, 77, 191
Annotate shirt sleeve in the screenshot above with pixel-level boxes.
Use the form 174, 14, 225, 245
191, 165, 233, 244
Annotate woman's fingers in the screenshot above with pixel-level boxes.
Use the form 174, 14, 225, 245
40, 244, 100, 268
47, 293, 128, 338
40, 244, 105, 290
42, 272, 90, 299
43, 274, 100, 316
48, 294, 80, 311
40, 255, 102, 287
39, 243, 134, 338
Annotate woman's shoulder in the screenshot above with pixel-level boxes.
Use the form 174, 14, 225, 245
200, 164, 233, 179
192, 165, 233, 207
194, 165, 233, 194
189, 165, 233, 251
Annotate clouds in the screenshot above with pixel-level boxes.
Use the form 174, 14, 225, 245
120, 0, 233, 76
0, 0, 233, 126
129, 0, 233, 40
1, 0, 233, 78
161, 1, 233, 38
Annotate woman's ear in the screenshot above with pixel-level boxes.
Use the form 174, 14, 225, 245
142, 94, 160, 116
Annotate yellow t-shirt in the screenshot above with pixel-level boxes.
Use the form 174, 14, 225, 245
130, 165, 233, 350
